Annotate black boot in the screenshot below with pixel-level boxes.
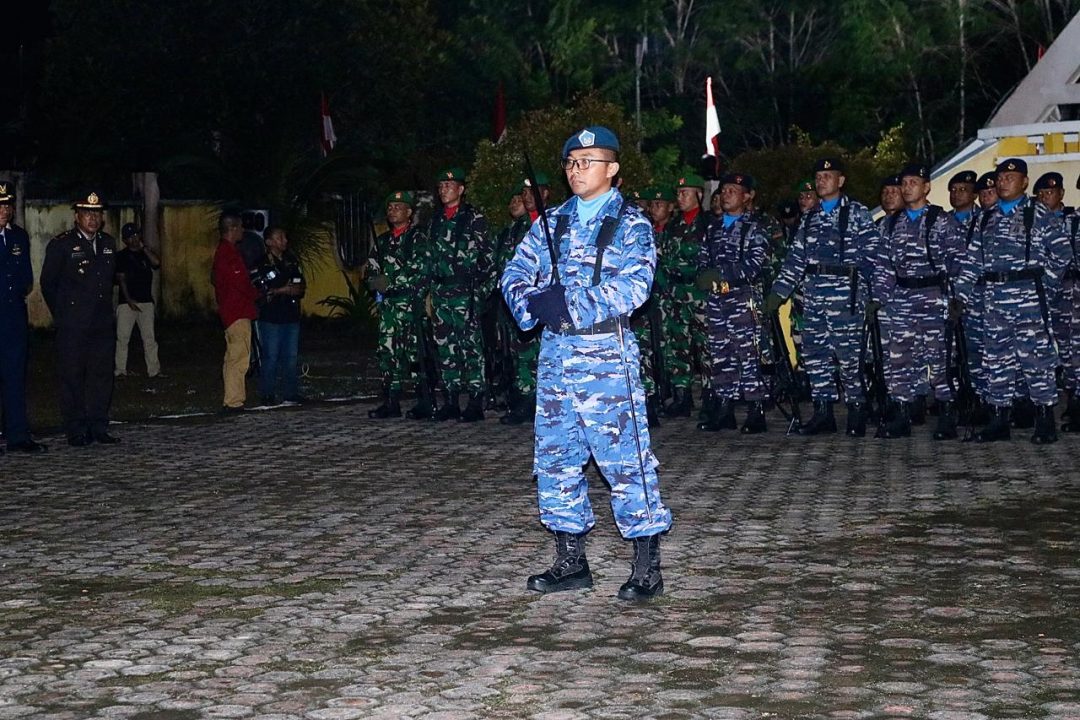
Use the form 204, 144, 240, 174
1062, 392, 1080, 432
1062, 390, 1075, 422
664, 387, 692, 417
526, 531, 593, 593
368, 388, 402, 419
974, 405, 1011, 442
717, 397, 737, 429
646, 394, 662, 427
845, 401, 867, 437
696, 395, 721, 432
933, 400, 958, 440
740, 401, 767, 434
434, 391, 461, 421
500, 391, 535, 425
970, 399, 992, 426
1031, 403, 1058, 444
910, 395, 927, 425
460, 392, 485, 422
884, 400, 912, 438
1011, 397, 1035, 429
799, 400, 837, 435
405, 385, 434, 420
697, 388, 713, 424
617, 534, 664, 601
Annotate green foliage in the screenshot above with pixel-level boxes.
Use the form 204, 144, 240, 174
468, 95, 653, 223
316, 272, 377, 333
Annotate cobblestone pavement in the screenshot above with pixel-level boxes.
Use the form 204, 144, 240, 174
2, 402, 1080, 720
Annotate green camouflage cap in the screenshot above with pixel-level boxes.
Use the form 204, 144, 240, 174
385, 190, 414, 206
435, 167, 467, 184
676, 173, 705, 189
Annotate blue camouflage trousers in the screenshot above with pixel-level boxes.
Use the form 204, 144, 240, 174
1053, 278, 1079, 391
964, 288, 989, 400
802, 282, 864, 402
881, 289, 951, 403
706, 289, 766, 401
534, 329, 673, 539
983, 282, 1058, 406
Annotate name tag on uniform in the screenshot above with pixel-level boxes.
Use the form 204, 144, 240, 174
10, 244, 21, 256
103, 247, 114, 255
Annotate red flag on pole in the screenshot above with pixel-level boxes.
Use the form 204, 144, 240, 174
493, 81, 507, 143
320, 92, 337, 156
705, 77, 721, 177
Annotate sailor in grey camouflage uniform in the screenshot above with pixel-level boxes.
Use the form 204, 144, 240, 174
953, 158, 1073, 444
765, 157, 881, 437
873, 163, 966, 439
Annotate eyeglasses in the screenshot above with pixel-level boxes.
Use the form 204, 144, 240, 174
561, 157, 617, 171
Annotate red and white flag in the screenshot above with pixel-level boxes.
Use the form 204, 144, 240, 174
320, 92, 337, 156
705, 76, 721, 174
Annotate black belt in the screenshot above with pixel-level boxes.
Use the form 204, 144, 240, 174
1064, 266, 1080, 281
979, 268, 1042, 284
432, 277, 468, 288
896, 274, 946, 290
381, 288, 412, 299
552, 316, 628, 336
806, 263, 856, 277
670, 271, 698, 284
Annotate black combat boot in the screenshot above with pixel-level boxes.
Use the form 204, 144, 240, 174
646, 394, 662, 428
974, 405, 1011, 442
717, 397, 737, 429
617, 534, 664, 601
910, 395, 927, 425
697, 388, 713, 424
799, 400, 837, 435
434, 391, 461, 421
664, 387, 693, 417
883, 400, 912, 438
500, 391, 535, 426
1061, 392, 1080, 432
1031, 403, 1058, 444
696, 395, 721, 432
845, 401, 867, 437
460, 392, 485, 422
368, 388, 402, 419
526, 531, 593, 593
740, 401, 767, 434
1011, 397, 1035, 429
970, 399, 992, 426
932, 400, 958, 440
405, 385, 434, 420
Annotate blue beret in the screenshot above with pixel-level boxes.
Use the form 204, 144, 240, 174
562, 126, 620, 158
948, 171, 977, 188
812, 157, 845, 173
899, 162, 931, 180
995, 158, 1027, 175
880, 174, 901, 189
975, 172, 997, 191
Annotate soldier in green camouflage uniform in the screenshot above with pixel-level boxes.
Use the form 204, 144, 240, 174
491, 177, 546, 424
426, 167, 493, 422
366, 191, 428, 418
659, 174, 710, 417
634, 185, 674, 426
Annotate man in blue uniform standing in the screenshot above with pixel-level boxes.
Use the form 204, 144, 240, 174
954, 158, 1073, 443
502, 126, 672, 601
0, 183, 47, 454
765, 157, 881, 437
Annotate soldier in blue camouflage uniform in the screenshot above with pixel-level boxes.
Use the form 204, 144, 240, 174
877, 174, 904, 227
366, 191, 427, 418
502, 126, 672, 601
1034, 171, 1080, 429
696, 173, 770, 433
953, 158, 1073, 444
765, 157, 881, 436
873, 163, 966, 439
426, 167, 492, 422
658, 174, 710, 418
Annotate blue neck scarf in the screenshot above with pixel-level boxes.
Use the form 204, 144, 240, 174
954, 210, 972, 222
998, 196, 1022, 216
820, 197, 840, 214
905, 207, 927, 222
722, 213, 742, 229
575, 189, 615, 224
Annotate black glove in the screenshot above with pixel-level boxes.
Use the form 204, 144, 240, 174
526, 285, 572, 328
864, 300, 881, 321
695, 268, 721, 292
367, 274, 389, 293
763, 293, 784, 314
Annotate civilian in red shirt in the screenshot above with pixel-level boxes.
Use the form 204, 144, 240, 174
212, 210, 258, 410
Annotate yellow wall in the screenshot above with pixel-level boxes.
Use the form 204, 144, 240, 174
23, 200, 359, 327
